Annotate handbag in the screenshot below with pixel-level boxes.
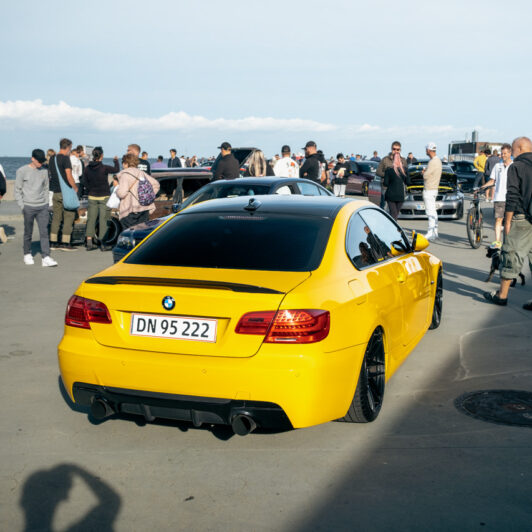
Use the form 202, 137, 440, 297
106, 189, 120, 209
54, 156, 80, 210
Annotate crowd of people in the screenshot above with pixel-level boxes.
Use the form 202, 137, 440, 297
1, 135, 531, 313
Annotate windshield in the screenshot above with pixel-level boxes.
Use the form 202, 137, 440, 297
125, 212, 333, 271
182, 183, 272, 209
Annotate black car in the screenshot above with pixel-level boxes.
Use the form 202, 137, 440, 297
113, 177, 333, 262
449, 160, 481, 192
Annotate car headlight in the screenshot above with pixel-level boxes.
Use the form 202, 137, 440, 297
404, 194, 414, 201
445, 194, 461, 201
117, 233, 136, 249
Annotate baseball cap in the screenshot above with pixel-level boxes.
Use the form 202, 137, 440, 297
302, 141, 316, 149
32, 149, 46, 164
217, 142, 232, 150
281, 145, 291, 153
426, 142, 437, 151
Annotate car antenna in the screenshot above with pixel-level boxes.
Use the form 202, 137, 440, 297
244, 197, 261, 212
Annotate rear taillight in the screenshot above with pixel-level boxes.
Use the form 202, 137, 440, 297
65, 295, 112, 329
235, 309, 329, 344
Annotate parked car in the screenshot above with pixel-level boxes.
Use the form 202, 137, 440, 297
346, 160, 378, 196
368, 161, 464, 219
59, 195, 442, 434
113, 177, 333, 262
449, 160, 481, 192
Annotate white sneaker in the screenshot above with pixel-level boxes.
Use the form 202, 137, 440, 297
425, 230, 436, 241
24, 254, 34, 265
42, 256, 58, 267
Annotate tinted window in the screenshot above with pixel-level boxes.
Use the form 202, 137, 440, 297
156, 178, 178, 202
346, 213, 380, 269
358, 163, 377, 173
318, 186, 329, 196
126, 213, 333, 272
298, 182, 320, 196
217, 184, 270, 197
359, 208, 410, 259
349, 162, 360, 173
182, 185, 217, 208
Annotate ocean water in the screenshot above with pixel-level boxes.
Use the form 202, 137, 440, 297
0, 156, 151, 180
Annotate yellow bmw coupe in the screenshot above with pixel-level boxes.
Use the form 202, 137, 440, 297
58, 196, 442, 435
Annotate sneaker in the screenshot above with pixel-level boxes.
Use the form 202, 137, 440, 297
42, 256, 58, 267
483, 290, 507, 306
23, 254, 34, 265
100, 244, 113, 252
0, 227, 7, 243
425, 230, 437, 242
50, 241, 61, 250
86, 240, 97, 251
60, 243, 77, 251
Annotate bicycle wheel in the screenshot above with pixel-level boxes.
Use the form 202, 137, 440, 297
466, 206, 482, 249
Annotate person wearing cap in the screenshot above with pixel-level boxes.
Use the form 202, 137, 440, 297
14, 149, 58, 267
422, 142, 442, 240
274, 145, 300, 178
332, 154, 350, 197
213, 142, 240, 180
299, 141, 321, 183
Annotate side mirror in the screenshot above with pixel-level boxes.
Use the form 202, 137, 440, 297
411, 231, 429, 252
171, 203, 182, 214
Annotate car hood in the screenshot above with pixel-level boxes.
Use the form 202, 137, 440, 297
407, 170, 457, 189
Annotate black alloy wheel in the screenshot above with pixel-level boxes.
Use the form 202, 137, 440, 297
362, 181, 369, 196
429, 268, 443, 330
338, 328, 385, 423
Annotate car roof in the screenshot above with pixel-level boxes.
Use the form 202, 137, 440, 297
179, 194, 361, 218
210, 177, 319, 186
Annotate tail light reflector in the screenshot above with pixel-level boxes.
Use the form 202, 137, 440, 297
65, 295, 112, 329
235, 309, 329, 344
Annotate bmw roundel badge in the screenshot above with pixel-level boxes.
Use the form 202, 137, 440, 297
162, 296, 175, 311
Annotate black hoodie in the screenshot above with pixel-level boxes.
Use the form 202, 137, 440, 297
506, 152, 532, 218
81, 159, 120, 197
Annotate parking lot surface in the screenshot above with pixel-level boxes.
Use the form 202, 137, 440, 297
1, 201, 531, 531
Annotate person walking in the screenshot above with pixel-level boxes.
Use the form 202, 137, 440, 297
377, 141, 408, 209
473, 148, 488, 189
243, 150, 274, 177
383, 152, 410, 220
116, 153, 160, 229
483, 136, 532, 310
213, 142, 240, 180
168, 149, 182, 168
332, 154, 350, 197
273, 145, 299, 177
299, 141, 321, 183
480, 143, 512, 247
484, 149, 501, 202
83, 147, 120, 251
49, 138, 78, 250
127, 144, 151, 174
14, 149, 58, 266
422, 142, 442, 240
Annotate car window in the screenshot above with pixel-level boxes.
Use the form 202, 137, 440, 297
349, 162, 359, 174
126, 213, 333, 272
358, 208, 410, 259
298, 182, 320, 195
318, 186, 329, 196
181, 185, 217, 209
155, 178, 178, 202
216, 185, 270, 198
345, 213, 380, 269
275, 185, 293, 195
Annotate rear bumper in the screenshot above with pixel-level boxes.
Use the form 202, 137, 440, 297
58, 328, 366, 429
73, 382, 292, 430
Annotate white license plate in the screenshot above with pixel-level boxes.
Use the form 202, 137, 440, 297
130, 313, 217, 342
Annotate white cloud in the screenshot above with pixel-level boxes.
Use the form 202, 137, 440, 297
0, 99, 337, 133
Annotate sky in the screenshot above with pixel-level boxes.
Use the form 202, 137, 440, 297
1, 0, 531, 158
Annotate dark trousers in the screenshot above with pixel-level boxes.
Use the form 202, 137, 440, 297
120, 210, 149, 230
387, 201, 403, 220
23, 205, 50, 256
50, 192, 76, 243
86, 197, 110, 240
473, 173, 485, 189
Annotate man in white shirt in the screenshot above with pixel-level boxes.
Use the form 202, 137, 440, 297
422, 142, 442, 241
481, 142, 512, 246
273, 145, 300, 178
70, 148, 83, 185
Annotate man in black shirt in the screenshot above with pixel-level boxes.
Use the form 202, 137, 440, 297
127, 144, 151, 174
299, 141, 321, 182
49, 138, 78, 250
213, 142, 240, 180
168, 149, 182, 168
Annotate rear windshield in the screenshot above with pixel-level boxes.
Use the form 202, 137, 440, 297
125, 212, 333, 271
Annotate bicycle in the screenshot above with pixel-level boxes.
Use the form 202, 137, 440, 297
466, 185, 493, 249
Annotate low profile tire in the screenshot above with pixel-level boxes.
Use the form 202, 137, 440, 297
101, 217, 122, 246
456, 200, 464, 220
429, 268, 443, 330
339, 328, 385, 423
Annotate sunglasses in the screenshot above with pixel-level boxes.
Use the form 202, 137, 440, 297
392, 148, 401, 152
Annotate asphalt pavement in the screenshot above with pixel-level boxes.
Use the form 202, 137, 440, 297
1, 199, 531, 531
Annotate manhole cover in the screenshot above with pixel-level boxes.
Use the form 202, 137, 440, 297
455, 390, 532, 427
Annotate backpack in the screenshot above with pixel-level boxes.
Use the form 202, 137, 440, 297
125, 172, 156, 206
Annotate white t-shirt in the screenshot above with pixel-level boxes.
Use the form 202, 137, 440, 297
70, 155, 83, 184
490, 160, 512, 202
273, 157, 299, 178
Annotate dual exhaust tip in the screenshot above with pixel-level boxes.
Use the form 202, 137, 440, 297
90, 397, 258, 436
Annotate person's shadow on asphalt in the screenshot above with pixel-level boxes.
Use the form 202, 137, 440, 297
19, 463, 121, 531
